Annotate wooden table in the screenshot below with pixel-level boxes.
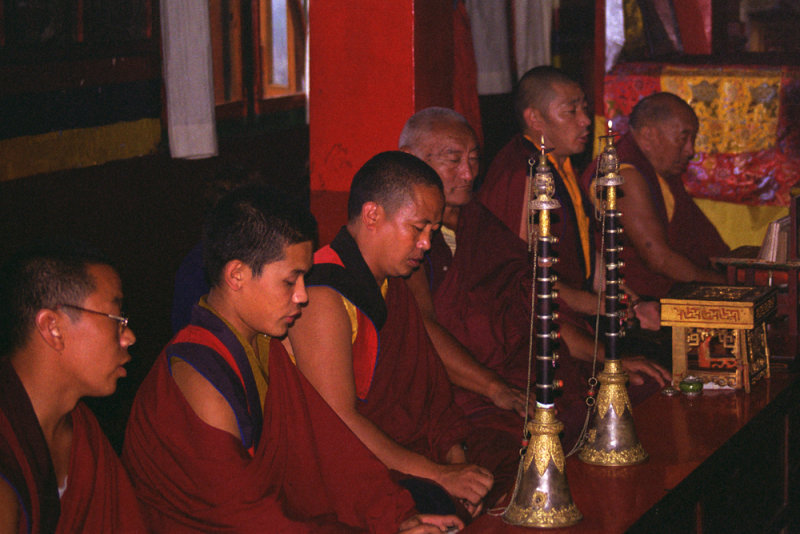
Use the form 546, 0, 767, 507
464, 367, 800, 533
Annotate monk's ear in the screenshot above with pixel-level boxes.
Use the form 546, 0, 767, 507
221, 260, 248, 291
34, 309, 65, 352
360, 201, 383, 230
635, 124, 659, 152
523, 107, 545, 134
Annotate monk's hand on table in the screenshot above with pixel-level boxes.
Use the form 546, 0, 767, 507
487, 380, 530, 417
621, 356, 670, 386
398, 514, 464, 533
633, 300, 661, 331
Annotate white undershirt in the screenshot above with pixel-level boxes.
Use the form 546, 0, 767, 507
441, 226, 457, 256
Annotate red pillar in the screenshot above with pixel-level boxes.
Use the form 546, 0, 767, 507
308, 1, 453, 244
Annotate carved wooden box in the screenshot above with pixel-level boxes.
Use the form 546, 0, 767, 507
660, 284, 778, 392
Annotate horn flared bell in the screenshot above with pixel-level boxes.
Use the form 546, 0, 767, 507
578, 360, 648, 466
502, 407, 582, 528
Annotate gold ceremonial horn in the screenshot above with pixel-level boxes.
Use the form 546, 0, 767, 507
577, 361, 648, 466
578, 122, 647, 467
503, 141, 581, 528
502, 407, 582, 528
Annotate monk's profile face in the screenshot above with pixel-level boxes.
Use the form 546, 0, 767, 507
374, 184, 443, 279
646, 106, 698, 178
418, 122, 480, 208
235, 241, 312, 338
536, 81, 591, 159
60, 263, 136, 397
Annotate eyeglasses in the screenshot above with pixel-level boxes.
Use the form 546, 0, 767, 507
59, 304, 129, 333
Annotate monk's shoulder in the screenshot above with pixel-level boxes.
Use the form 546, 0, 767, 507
170, 358, 241, 440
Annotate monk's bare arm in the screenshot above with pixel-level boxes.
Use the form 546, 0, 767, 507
170, 359, 242, 441
554, 282, 602, 317
289, 286, 493, 505
618, 167, 724, 284
0, 478, 20, 532
559, 323, 668, 386
559, 321, 599, 363
0, 477, 20, 533
557, 282, 660, 330
405, 269, 529, 417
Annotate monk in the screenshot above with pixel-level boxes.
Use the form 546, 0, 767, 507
400, 107, 667, 448
478, 66, 668, 380
0, 241, 146, 533
580, 92, 729, 299
123, 185, 460, 533
399, 107, 529, 421
288, 152, 516, 518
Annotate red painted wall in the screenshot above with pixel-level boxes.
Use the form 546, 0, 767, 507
308, 0, 452, 193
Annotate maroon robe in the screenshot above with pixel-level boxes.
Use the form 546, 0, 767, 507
0, 359, 146, 534
424, 200, 602, 449
478, 134, 595, 291
309, 228, 519, 507
123, 320, 415, 533
580, 132, 730, 299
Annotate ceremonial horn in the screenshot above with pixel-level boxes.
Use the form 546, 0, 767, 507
502, 141, 581, 528
502, 408, 582, 527
578, 122, 647, 467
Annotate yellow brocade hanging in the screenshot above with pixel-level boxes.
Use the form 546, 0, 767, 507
661, 66, 780, 155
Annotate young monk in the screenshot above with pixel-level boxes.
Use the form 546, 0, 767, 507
123, 185, 460, 533
0, 241, 146, 533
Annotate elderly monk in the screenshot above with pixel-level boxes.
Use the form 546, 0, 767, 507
124, 185, 460, 534
399, 107, 600, 446
478, 67, 668, 382
399, 107, 530, 419
289, 152, 521, 518
581, 92, 729, 299
0, 241, 146, 533
401, 107, 669, 447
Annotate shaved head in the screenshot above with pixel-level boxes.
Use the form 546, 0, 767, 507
398, 107, 473, 152
347, 151, 443, 221
630, 92, 699, 178
398, 108, 480, 209
629, 92, 697, 131
514, 66, 579, 130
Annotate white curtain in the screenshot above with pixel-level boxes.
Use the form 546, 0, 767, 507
160, 1, 218, 159
605, 0, 625, 73
466, 0, 555, 95
513, 0, 555, 78
466, 0, 513, 95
